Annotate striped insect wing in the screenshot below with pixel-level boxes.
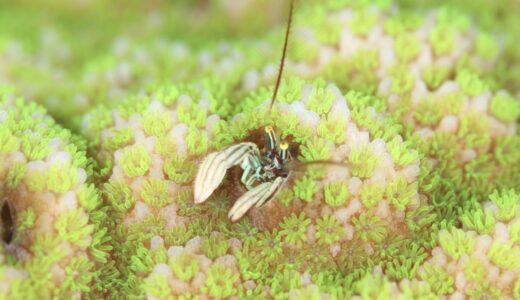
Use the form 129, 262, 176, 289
194, 152, 228, 204
228, 176, 286, 222
194, 143, 259, 204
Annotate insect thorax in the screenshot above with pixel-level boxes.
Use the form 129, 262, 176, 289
239, 129, 291, 190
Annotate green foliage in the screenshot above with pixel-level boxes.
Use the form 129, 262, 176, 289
383, 10, 422, 35
422, 65, 450, 91
490, 93, 520, 122
387, 136, 419, 166
169, 252, 200, 281
398, 280, 436, 300
47, 161, 79, 193
475, 33, 499, 60
385, 255, 421, 280
130, 244, 156, 275
487, 242, 520, 269
466, 282, 503, 300
186, 126, 209, 155
394, 34, 420, 63
119, 145, 151, 177
77, 183, 101, 211
24, 165, 46, 192
104, 128, 134, 151
276, 78, 305, 104
458, 111, 490, 149
413, 92, 463, 126
354, 273, 391, 299
290, 285, 321, 300
386, 176, 417, 209
201, 234, 229, 260
436, 6, 470, 32
509, 221, 520, 244
21, 131, 52, 159
279, 213, 311, 247
253, 229, 283, 261
118, 96, 151, 120
385, 241, 427, 280
405, 205, 437, 233
0, 125, 20, 153
460, 208, 496, 235
141, 109, 172, 136
3, 2, 520, 298
84, 106, 113, 135
418, 263, 454, 295
140, 178, 171, 208
155, 135, 177, 158
276, 188, 295, 206
177, 103, 206, 128
293, 176, 318, 203
6, 161, 26, 189
323, 181, 349, 207
352, 213, 388, 242
360, 183, 385, 208
103, 179, 136, 212
298, 138, 331, 161
89, 227, 111, 264
16, 208, 36, 233
270, 269, 302, 298
163, 156, 195, 183
202, 264, 239, 298
312, 10, 342, 45
464, 258, 486, 281
55, 209, 94, 248
494, 136, 520, 166
438, 228, 475, 259
350, 10, 378, 36
389, 65, 415, 94
429, 25, 454, 56
489, 189, 519, 221
456, 70, 488, 96
154, 85, 180, 107
62, 256, 95, 294
346, 90, 386, 112
317, 116, 346, 144
514, 279, 520, 300
315, 215, 343, 245
306, 83, 336, 115
144, 274, 172, 298
323, 50, 379, 94
348, 145, 379, 178
165, 226, 192, 246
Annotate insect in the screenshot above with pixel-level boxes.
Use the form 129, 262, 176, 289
194, 0, 346, 221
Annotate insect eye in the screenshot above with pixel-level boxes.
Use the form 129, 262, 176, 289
265, 126, 277, 150
279, 141, 289, 161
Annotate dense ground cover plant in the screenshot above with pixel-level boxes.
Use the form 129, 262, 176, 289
0, 0, 519, 298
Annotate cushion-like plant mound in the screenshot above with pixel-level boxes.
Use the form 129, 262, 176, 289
0, 88, 109, 298
0, 0, 519, 298
82, 78, 430, 298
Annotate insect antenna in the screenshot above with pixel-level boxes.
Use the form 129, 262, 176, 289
284, 160, 350, 173
268, 0, 295, 113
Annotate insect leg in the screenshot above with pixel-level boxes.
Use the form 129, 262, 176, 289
228, 176, 285, 222
194, 142, 259, 204
240, 162, 253, 189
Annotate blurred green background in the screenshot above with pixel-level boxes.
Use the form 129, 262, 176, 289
0, 0, 518, 128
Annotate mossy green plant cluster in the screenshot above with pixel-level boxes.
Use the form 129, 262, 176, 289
0, 0, 519, 299
0, 88, 110, 298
